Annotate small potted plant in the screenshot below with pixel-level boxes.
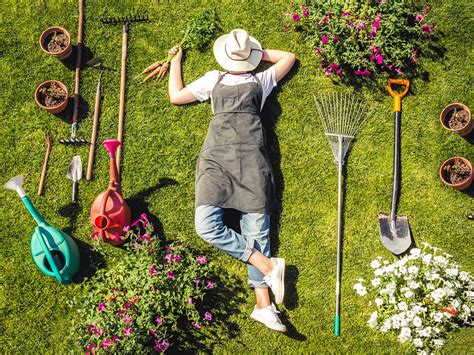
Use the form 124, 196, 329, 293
34, 80, 69, 114
440, 103, 472, 137
439, 157, 473, 191
39, 26, 72, 60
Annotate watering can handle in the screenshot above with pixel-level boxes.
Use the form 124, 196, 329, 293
35, 228, 69, 284
387, 79, 410, 112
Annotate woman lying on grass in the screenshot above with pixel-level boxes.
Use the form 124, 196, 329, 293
168, 29, 295, 332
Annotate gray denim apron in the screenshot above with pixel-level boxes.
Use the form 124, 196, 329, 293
195, 73, 275, 214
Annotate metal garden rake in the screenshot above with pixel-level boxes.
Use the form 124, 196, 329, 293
314, 92, 368, 337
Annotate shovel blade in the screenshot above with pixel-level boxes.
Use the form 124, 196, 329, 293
378, 213, 412, 255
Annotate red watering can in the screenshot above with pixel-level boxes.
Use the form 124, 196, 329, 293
90, 139, 131, 245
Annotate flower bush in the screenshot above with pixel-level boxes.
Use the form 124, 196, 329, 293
282, 1, 439, 81
69, 214, 219, 353
354, 242, 473, 353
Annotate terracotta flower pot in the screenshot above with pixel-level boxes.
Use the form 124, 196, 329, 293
440, 103, 472, 137
39, 26, 72, 60
439, 157, 473, 191
34, 80, 69, 114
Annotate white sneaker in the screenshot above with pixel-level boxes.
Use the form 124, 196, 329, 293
250, 303, 287, 332
263, 257, 285, 304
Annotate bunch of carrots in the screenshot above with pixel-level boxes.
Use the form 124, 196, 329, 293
141, 9, 220, 83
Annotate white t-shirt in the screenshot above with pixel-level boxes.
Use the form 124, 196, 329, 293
186, 67, 277, 111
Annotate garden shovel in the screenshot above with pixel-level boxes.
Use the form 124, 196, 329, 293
378, 79, 412, 255
66, 155, 82, 203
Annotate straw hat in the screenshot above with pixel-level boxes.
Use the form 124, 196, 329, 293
213, 29, 263, 72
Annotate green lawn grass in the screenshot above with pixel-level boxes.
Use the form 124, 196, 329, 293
0, 0, 473, 352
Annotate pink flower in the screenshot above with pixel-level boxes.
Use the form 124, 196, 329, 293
140, 213, 148, 221
421, 24, 433, 34
87, 324, 93, 333
376, 55, 383, 65
98, 302, 106, 312
321, 35, 328, 44
204, 311, 213, 321
373, 19, 380, 29
395, 67, 404, 75
174, 255, 182, 262
113, 336, 119, 343
122, 225, 130, 233
155, 316, 162, 325
131, 219, 140, 227
166, 270, 175, 280
123, 327, 132, 336
149, 265, 158, 277
114, 232, 120, 241
341, 11, 350, 17
193, 278, 200, 287
302, 6, 308, 17
86, 343, 95, 355
370, 55, 376, 62
293, 13, 300, 23
187, 297, 193, 304
335, 69, 342, 76
192, 322, 202, 329
424, 6, 430, 13
333, 36, 339, 43
123, 314, 132, 324
167, 246, 173, 252
101, 339, 111, 349
355, 20, 366, 30
416, 13, 425, 22
283, 24, 289, 31
380, 0, 386, 4
325, 67, 332, 76
330, 63, 339, 69
93, 327, 104, 336
197, 256, 207, 265
206, 280, 215, 289
386, 64, 394, 71
133, 242, 140, 249
90, 232, 98, 239
315, 47, 323, 56
165, 254, 173, 261
123, 301, 131, 309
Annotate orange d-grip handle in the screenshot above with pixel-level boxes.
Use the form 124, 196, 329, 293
387, 78, 410, 112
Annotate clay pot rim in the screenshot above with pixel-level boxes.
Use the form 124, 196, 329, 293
439, 156, 472, 187
34, 80, 69, 110
39, 26, 71, 56
439, 102, 471, 133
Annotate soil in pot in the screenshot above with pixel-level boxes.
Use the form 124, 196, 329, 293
39, 82, 67, 107
446, 108, 470, 130
45, 31, 70, 54
442, 158, 471, 185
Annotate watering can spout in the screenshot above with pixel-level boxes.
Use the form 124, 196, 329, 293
102, 140, 121, 191
4, 175, 26, 198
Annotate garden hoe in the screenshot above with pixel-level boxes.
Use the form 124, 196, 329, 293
66, 155, 82, 203
60, 0, 88, 145
4, 176, 80, 284
100, 14, 149, 175
314, 92, 368, 337
378, 79, 413, 255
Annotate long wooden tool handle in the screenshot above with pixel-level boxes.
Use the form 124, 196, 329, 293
72, 0, 84, 125
116, 23, 128, 175
38, 146, 52, 195
86, 74, 102, 180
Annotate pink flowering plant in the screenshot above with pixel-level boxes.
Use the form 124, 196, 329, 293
69, 214, 218, 353
282, 1, 439, 81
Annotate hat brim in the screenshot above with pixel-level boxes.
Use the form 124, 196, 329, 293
213, 34, 263, 72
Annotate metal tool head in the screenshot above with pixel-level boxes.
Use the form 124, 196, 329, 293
67, 155, 82, 182
100, 14, 149, 25
378, 212, 412, 255
59, 137, 89, 145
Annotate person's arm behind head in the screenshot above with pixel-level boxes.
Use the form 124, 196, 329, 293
168, 45, 199, 105
261, 49, 296, 83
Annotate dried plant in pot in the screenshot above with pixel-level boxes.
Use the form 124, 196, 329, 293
34, 80, 69, 114
39, 26, 72, 60
439, 157, 473, 191
440, 103, 472, 137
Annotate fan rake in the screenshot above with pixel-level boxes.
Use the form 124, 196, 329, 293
314, 92, 368, 337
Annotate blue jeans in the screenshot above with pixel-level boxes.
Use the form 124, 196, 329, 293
195, 204, 271, 289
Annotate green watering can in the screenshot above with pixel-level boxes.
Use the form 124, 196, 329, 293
4, 176, 80, 284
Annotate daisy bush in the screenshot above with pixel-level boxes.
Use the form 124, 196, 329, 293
69, 214, 218, 353
354, 242, 473, 353
282, 1, 439, 81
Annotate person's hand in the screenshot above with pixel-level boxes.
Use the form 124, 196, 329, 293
169, 45, 183, 63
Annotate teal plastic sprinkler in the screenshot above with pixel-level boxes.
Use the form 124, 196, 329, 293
4, 176, 80, 284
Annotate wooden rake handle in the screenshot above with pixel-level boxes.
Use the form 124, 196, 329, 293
116, 23, 128, 175
38, 130, 52, 196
